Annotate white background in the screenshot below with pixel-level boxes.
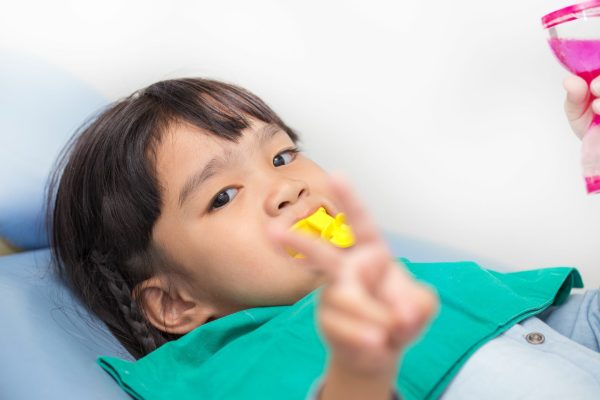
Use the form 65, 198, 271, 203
2, 0, 598, 286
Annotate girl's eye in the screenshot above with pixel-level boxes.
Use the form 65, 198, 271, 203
273, 148, 299, 167
210, 187, 238, 210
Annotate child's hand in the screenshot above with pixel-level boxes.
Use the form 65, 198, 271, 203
563, 74, 600, 140
269, 175, 438, 376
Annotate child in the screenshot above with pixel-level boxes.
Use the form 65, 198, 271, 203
47, 77, 600, 399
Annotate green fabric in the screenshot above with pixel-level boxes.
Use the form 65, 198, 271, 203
98, 259, 583, 400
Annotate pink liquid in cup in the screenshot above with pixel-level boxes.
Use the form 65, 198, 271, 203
548, 38, 600, 194
548, 38, 600, 83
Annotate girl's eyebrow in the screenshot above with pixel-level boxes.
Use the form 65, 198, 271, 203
178, 156, 227, 208
177, 124, 282, 208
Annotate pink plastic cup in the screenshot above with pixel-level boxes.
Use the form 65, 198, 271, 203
542, 0, 600, 194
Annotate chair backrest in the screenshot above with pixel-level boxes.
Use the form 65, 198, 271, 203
0, 249, 133, 399
0, 50, 105, 250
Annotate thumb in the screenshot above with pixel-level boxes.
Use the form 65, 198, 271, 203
563, 74, 590, 122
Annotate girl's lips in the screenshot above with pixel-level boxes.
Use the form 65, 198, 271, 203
283, 197, 340, 229
292, 206, 322, 227
323, 201, 339, 218
292, 203, 337, 227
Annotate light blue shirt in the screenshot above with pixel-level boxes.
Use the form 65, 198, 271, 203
308, 290, 600, 399
442, 290, 600, 399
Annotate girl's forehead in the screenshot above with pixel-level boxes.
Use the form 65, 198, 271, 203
156, 125, 233, 167
158, 119, 284, 158
156, 126, 232, 176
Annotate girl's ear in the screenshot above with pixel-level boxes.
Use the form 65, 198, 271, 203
133, 276, 217, 335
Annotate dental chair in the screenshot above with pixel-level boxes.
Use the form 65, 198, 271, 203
0, 50, 505, 399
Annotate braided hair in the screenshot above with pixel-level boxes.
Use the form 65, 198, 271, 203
47, 78, 298, 358
90, 250, 165, 356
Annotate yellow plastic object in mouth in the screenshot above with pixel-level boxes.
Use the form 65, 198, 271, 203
288, 207, 355, 258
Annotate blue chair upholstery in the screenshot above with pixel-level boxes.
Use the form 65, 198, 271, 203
0, 50, 105, 250
0, 250, 132, 399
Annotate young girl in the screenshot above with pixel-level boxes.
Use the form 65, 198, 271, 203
47, 77, 600, 399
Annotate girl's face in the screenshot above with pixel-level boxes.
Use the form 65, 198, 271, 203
150, 119, 338, 326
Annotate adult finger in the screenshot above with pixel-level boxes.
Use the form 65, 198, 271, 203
591, 75, 600, 98
563, 74, 590, 122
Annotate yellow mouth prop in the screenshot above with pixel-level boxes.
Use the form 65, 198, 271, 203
287, 207, 355, 258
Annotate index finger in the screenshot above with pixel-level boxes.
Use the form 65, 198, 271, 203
328, 173, 383, 246
563, 74, 589, 122
591, 75, 600, 98
268, 221, 344, 280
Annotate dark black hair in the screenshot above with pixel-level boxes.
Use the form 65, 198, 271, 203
46, 78, 298, 359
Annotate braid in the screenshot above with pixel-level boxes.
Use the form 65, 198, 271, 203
90, 251, 166, 356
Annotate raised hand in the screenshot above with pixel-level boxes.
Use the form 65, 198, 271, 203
563, 74, 600, 140
269, 174, 438, 376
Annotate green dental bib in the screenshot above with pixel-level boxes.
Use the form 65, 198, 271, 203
98, 259, 582, 400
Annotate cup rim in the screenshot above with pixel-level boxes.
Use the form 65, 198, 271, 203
542, 0, 600, 29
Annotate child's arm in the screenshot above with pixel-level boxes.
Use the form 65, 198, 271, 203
318, 359, 398, 400
270, 175, 438, 400
563, 74, 600, 139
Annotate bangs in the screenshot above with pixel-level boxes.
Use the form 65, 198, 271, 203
143, 78, 298, 143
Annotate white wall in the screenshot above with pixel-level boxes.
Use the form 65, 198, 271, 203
2, 0, 599, 286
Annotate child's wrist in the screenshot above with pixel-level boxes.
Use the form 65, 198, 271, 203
329, 355, 398, 377
321, 357, 399, 400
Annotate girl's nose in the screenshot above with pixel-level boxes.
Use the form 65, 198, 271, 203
264, 177, 309, 217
